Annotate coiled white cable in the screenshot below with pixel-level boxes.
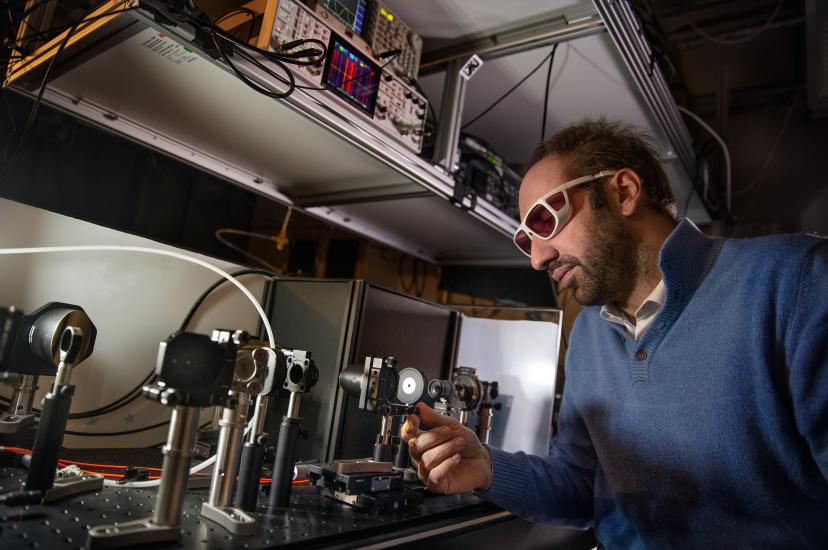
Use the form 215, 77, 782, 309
0, 245, 275, 346
0, 245, 275, 487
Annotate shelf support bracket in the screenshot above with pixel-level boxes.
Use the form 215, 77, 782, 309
433, 56, 483, 174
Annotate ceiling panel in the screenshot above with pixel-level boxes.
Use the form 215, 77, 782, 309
383, 0, 595, 40
417, 32, 708, 221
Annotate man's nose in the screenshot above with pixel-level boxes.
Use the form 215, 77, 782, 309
530, 238, 559, 271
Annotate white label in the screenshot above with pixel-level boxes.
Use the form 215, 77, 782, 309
140, 32, 199, 65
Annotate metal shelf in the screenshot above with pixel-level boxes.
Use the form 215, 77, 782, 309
5, 1, 708, 265
5, 3, 523, 264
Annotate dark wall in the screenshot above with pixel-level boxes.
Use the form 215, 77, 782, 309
0, 90, 261, 263
440, 266, 557, 308
639, 0, 828, 237
725, 104, 828, 235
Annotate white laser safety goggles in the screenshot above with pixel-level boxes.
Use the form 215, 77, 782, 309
513, 170, 617, 257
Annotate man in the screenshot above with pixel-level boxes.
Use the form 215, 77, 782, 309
402, 119, 828, 547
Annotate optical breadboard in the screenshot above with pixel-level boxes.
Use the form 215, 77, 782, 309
0, 464, 500, 549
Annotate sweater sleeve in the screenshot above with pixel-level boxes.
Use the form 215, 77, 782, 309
787, 240, 828, 482
478, 381, 597, 528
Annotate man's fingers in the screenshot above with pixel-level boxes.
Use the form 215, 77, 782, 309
426, 453, 461, 492
401, 413, 421, 442
416, 402, 459, 428
415, 456, 429, 483
420, 437, 465, 471
408, 425, 453, 460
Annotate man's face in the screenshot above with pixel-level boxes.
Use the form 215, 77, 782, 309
519, 156, 636, 306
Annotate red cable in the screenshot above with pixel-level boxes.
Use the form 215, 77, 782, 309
57, 458, 162, 471
4, 446, 310, 485
0, 446, 33, 455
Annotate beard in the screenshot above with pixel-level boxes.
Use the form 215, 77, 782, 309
550, 208, 637, 306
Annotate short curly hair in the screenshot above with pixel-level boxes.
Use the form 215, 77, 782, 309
526, 118, 677, 219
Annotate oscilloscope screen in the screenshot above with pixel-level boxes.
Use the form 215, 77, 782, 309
323, 34, 380, 116
318, 0, 367, 35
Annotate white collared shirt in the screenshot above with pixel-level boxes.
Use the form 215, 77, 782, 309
600, 280, 665, 341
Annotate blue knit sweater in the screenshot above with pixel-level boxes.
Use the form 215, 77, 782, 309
481, 219, 828, 548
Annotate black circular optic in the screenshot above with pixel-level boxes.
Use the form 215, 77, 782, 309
289, 364, 304, 384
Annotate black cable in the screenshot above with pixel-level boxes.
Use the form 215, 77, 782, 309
179, 268, 276, 332
140, 3, 404, 104
209, 27, 297, 99
62, 269, 276, 420
214, 7, 257, 43
181, 4, 327, 65
204, 26, 325, 98
0, 3, 137, 185
162, 6, 327, 101
0, 5, 277, 419
463, 45, 558, 130
540, 43, 559, 142
0, 0, 54, 44
0, 14, 78, 183
65, 419, 170, 437
189, 8, 327, 66
31, 371, 152, 419
1, 7, 136, 62
2, 2, 135, 75
66, 419, 213, 441
63, 375, 153, 419
32, 269, 276, 421
214, 6, 256, 25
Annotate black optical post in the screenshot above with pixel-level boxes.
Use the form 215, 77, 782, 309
394, 429, 412, 470
305, 357, 427, 512
0, 306, 23, 370
202, 344, 286, 532
338, 357, 426, 464
235, 346, 287, 513
0, 303, 97, 437
476, 380, 501, 445
26, 327, 85, 493
236, 432, 267, 511
268, 349, 318, 511
87, 329, 243, 549
0, 303, 100, 505
0, 306, 29, 432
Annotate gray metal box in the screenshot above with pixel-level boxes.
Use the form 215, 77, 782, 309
266, 279, 458, 463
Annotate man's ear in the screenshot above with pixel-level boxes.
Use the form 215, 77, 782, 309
608, 169, 644, 217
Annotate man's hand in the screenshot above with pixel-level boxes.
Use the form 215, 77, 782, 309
401, 402, 492, 494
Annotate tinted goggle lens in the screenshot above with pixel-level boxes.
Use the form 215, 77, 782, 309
525, 192, 566, 237
514, 229, 532, 255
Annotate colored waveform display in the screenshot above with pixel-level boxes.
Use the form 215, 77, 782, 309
324, 38, 379, 114
320, 0, 366, 35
